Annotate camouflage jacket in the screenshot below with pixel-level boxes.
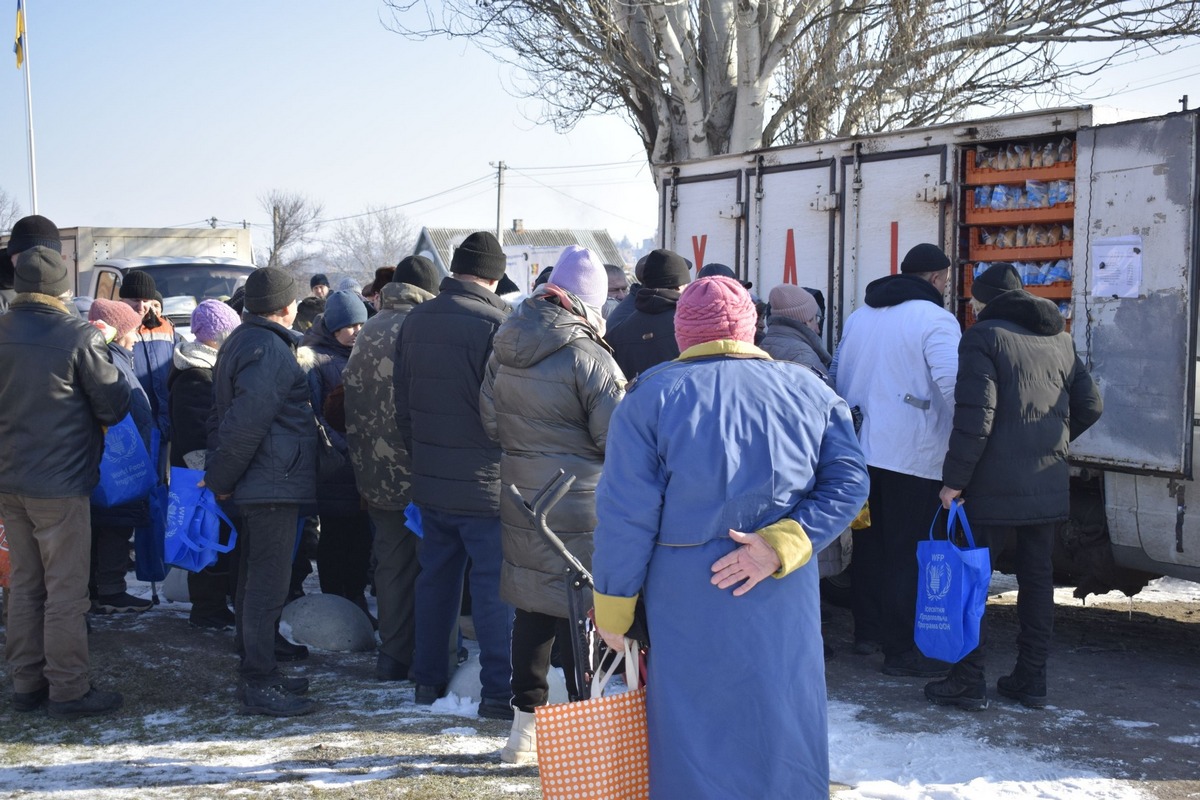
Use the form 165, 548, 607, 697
343, 280, 435, 510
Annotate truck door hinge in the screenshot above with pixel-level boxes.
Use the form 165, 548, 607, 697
917, 183, 950, 203
718, 202, 745, 220
809, 194, 839, 212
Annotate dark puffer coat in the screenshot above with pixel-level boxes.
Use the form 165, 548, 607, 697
167, 340, 218, 467
942, 290, 1103, 524
301, 318, 359, 514
604, 287, 681, 379
0, 293, 131, 497
394, 277, 511, 516
480, 290, 625, 617
205, 313, 318, 506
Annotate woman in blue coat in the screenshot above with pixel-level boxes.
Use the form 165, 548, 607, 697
593, 276, 869, 799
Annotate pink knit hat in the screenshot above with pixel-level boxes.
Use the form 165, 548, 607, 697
674, 276, 757, 352
89, 298, 142, 341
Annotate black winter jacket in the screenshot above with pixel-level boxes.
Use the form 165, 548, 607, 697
301, 318, 360, 515
481, 290, 625, 616
167, 340, 219, 467
0, 294, 131, 497
394, 277, 511, 516
205, 313, 318, 506
942, 290, 1103, 524
604, 288, 681, 379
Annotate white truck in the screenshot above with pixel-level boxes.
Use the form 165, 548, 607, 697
2, 226, 256, 329
656, 106, 1199, 595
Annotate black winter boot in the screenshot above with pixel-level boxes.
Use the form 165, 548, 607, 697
997, 665, 1047, 708
924, 672, 988, 711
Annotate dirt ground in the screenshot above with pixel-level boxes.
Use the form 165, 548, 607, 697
0, 585, 1198, 798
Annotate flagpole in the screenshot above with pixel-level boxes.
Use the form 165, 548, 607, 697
18, 0, 37, 214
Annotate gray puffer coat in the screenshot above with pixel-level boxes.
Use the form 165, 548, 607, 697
480, 289, 625, 617
760, 316, 833, 385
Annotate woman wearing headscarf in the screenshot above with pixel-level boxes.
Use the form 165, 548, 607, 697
592, 276, 869, 798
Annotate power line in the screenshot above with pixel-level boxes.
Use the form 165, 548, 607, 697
508, 167, 650, 227
313, 174, 495, 224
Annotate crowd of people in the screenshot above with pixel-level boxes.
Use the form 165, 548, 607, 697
0, 213, 1101, 796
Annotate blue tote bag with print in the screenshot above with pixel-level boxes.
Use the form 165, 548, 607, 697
134, 429, 169, 583
915, 502, 991, 663
92, 413, 155, 508
164, 467, 238, 573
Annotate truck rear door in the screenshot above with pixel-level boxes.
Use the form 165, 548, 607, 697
838, 146, 948, 333
660, 169, 744, 277
750, 159, 838, 309
1069, 112, 1199, 477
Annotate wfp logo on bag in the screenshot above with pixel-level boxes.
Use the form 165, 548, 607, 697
924, 553, 952, 601
106, 423, 139, 460
166, 488, 189, 541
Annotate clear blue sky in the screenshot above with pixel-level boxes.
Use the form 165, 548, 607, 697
2, 1, 1196, 252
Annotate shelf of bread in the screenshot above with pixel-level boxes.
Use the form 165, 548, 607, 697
964, 192, 1075, 224
964, 141, 1076, 185
967, 226, 1074, 261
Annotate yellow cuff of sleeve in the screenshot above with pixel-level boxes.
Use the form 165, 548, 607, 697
594, 591, 638, 636
850, 501, 871, 530
757, 519, 813, 579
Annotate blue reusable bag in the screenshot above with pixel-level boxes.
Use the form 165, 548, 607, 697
91, 413, 155, 508
164, 467, 239, 573
914, 502, 991, 663
134, 429, 169, 583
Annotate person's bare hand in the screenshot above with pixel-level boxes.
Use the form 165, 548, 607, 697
596, 625, 627, 653
939, 486, 963, 509
710, 529, 781, 597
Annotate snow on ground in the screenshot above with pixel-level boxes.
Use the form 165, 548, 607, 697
989, 574, 1200, 606
828, 700, 1150, 799
5, 573, 1193, 798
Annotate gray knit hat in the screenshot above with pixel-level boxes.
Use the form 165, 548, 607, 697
14, 245, 71, 296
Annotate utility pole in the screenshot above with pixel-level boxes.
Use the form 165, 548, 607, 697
209, 217, 218, 229
1181, 94, 1189, 112
492, 160, 507, 246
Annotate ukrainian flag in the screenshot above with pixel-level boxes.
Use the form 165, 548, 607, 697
14, 0, 24, 69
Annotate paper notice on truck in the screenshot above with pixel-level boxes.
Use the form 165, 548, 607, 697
1091, 235, 1143, 298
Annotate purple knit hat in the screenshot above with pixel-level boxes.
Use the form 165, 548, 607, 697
191, 298, 241, 344
674, 276, 757, 352
549, 245, 607, 309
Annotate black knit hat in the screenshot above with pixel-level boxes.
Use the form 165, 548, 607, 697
972, 262, 1023, 304
244, 267, 297, 314
14, 245, 71, 296
393, 255, 440, 294
641, 249, 691, 289
900, 243, 951, 274
119, 270, 157, 300
7, 214, 61, 257
310, 273, 329, 289
450, 231, 507, 281
698, 262, 753, 291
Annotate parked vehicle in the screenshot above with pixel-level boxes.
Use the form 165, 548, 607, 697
1, 226, 255, 333
656, 106, 1199, 595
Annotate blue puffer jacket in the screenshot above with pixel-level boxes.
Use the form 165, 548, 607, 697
301, 317, 360, 515
205, 313, 318, 507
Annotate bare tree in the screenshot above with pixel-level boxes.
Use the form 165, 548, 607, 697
324, 205, 417, 275
0, 187, 20, 233
259, 190, 324, 272
383, 0, 1200, 164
